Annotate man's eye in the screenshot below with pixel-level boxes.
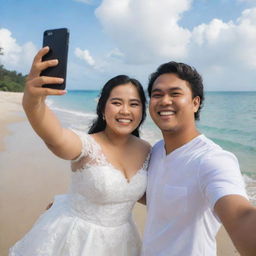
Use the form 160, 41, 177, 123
152, 94, 162, 98
171, 92, 181, 96
131, 103, 139, 107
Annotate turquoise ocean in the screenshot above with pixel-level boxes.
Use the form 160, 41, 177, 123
47, 91, 256, 204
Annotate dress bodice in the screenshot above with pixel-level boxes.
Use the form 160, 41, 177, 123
68, 131, 148, 226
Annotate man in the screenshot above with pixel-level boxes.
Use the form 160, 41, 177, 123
141, 61, 256, 256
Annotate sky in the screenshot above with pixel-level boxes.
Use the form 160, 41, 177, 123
1, 0, 256, 91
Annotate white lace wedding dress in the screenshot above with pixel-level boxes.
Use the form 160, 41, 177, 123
9, 131, 148, 256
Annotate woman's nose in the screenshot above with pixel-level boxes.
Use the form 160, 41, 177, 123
119, 104, 130, 114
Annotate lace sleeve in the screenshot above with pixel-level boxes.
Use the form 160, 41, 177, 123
142, 151, 151, 170
70, 129, 95, 171
70, 129, 88, 163
70, 129, 106, 171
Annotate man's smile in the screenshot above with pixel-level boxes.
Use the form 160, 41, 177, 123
158, 111, 176, 116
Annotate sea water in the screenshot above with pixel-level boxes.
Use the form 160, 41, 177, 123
47, 90, 256, 203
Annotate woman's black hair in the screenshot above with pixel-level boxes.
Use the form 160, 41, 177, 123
88, 75, 147, 137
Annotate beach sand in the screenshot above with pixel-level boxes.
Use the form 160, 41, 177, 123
0, 91, 239, 256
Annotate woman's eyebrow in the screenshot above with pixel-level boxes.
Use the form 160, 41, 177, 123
110, 97, 122, 101
130, 99, 141, 102
110, 97, 141, 102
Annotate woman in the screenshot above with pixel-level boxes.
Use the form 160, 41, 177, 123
9, 47, 151, 256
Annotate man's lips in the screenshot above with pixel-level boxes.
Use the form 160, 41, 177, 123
158, 110, 176, 116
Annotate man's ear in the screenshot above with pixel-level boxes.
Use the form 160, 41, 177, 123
193, 96, 201, 113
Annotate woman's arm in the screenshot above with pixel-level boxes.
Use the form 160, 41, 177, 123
138, 193, 146, 205
23, 47, 81, 160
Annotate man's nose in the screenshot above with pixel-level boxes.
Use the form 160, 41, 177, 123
160, 95, 172, 105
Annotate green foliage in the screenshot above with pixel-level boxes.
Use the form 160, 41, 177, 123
0, 65, 26, 92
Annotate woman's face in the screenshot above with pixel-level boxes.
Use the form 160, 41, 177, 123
104, 83, 143, 136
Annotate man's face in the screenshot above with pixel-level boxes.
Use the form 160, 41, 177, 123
149, 73, 200, 134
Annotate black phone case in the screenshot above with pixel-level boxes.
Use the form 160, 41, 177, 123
41, 28, 69, 90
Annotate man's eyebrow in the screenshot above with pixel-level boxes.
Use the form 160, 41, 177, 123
151, 87, 183, 93
151, 88, 162, 93
168, 87, 183, 91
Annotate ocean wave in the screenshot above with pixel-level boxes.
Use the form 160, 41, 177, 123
243, 174, 256, 205
45, 98, 96, 118
141, 128, 162, 145
200, 124, 255, 138
46, 99, 54, 107
52, 106, 96, 118
210, 137, 256, 153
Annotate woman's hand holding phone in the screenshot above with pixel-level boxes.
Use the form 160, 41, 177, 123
21, 28, 72, 154
24, 27, 69, 104
22, 47, 69, 152
24, 47, 66, 101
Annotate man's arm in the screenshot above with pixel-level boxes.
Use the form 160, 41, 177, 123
215, 195, 256, 256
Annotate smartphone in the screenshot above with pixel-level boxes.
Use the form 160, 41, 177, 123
41, 28, 69, 90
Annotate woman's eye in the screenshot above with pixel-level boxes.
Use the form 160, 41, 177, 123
112, 102, 121, 105
131, 103, 139, 107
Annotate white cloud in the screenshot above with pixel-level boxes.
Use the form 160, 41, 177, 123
0, 28, 22, 65
0, 28, 37, 74
75, 47, 96, 67
189, 8, 256, 68
106, 48, 124, 59
94, 1, 256, 90
182, 8, 256, 90
95, 0, 192, 63
191, 19, 233, 46
95, 0, 256, 69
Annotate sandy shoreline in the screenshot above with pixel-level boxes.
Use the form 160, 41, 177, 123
0, 91, 239, 255
0, 92, 25, 151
